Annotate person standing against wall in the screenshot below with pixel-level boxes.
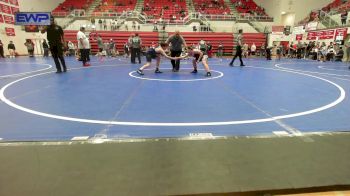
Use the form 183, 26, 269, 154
96, 35, 105, 62
0, 40, 4, 58
41, 16, 67, 73
8, 41, 16, 58
217, 42, 224, 60
68, 41, 75, 56
24, 39, 35, 57
166, 30, 187, 72
42, 39, 49, 57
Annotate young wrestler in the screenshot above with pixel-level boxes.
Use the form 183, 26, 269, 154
137, 42, 177, 75
180, 46, 211, 77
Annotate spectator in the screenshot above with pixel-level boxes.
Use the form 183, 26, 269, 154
43, 39, 49, 57
103, 19, 107, 30
24, 39, 35, 57
97, 35, 104, 59
108, 39, 116, 57
8, 41, 16, 58
68, 41, 75, 56
266, 46, 272, 60
207, 41, 213, 58
260, 44, 265, 57
251, 43, 256, 55
124, 42, 130, 58
341, 10, 348, 26
217, 42, 224, 58
276, 45, 282, 60
98, 19, 103, 30
243, 43, 249, 58
0, 40, 4, 58
335, 47, 344, 61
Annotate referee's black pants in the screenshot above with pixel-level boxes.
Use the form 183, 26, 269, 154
171, 50, 182, 71
230, 53, 244, 66
50, 44, 67, 72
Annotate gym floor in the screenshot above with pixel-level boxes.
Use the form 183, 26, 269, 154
0, 56, 349, 141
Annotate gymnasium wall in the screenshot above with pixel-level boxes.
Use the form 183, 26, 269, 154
19, 0, 65, 12
254, 0, 333, 25
0, 0, 64, 56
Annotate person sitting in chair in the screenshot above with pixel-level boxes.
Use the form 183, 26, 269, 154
335, 47, 344, 62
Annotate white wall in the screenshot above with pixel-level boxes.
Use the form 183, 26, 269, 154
19, 0, 65, 12
209, 21, 258, 33
254, 0, 333, 25
281, 13, 295, 27
0, 0, 59, 56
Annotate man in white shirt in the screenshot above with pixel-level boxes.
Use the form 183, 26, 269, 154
251, 43, 256, 55
77, 27, 91, 67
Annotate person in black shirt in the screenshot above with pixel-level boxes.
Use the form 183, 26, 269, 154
7, 41, 16, 58
0, 40, 4, 58
42, 39, 49, 57
166, 30, 187, 72
229, 43, 245, 66
266, 46, 272, 60
41, 16, 67, 73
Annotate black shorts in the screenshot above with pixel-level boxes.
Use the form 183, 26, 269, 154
146, 53, 156, 62
194, 54, 202, 62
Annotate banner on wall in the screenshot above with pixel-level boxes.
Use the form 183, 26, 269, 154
321, 29, 335, 39
296, 34, 303, 41
0, 14, 3, 23
293, 26, 305, 34
0, 3, 12, 14
335, 28, 348, 40
5, 27, 15, 36
15, 12, 51, 25
3, 15, 13, 24
305, 22, 318, 31
307, 31, 317, 40
272, 26, 284, 35
306, 28, 347, 40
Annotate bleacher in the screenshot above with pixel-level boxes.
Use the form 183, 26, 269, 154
142, 0, 187, 20
94, 0, 137, 13
168, 32, 234, 54
231, 0, 268, 17
193, 0, 231, 15
52, 0, 93, 16
64, 30, 267, 55
320, 0, 350, 14
242, 33, 266, 49
64, 31, 159, 54
297, 0, 349, 25
322, 0, 342, 12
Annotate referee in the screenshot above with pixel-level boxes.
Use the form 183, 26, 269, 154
41, 16, 67, 73
166, 30, 187, 72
